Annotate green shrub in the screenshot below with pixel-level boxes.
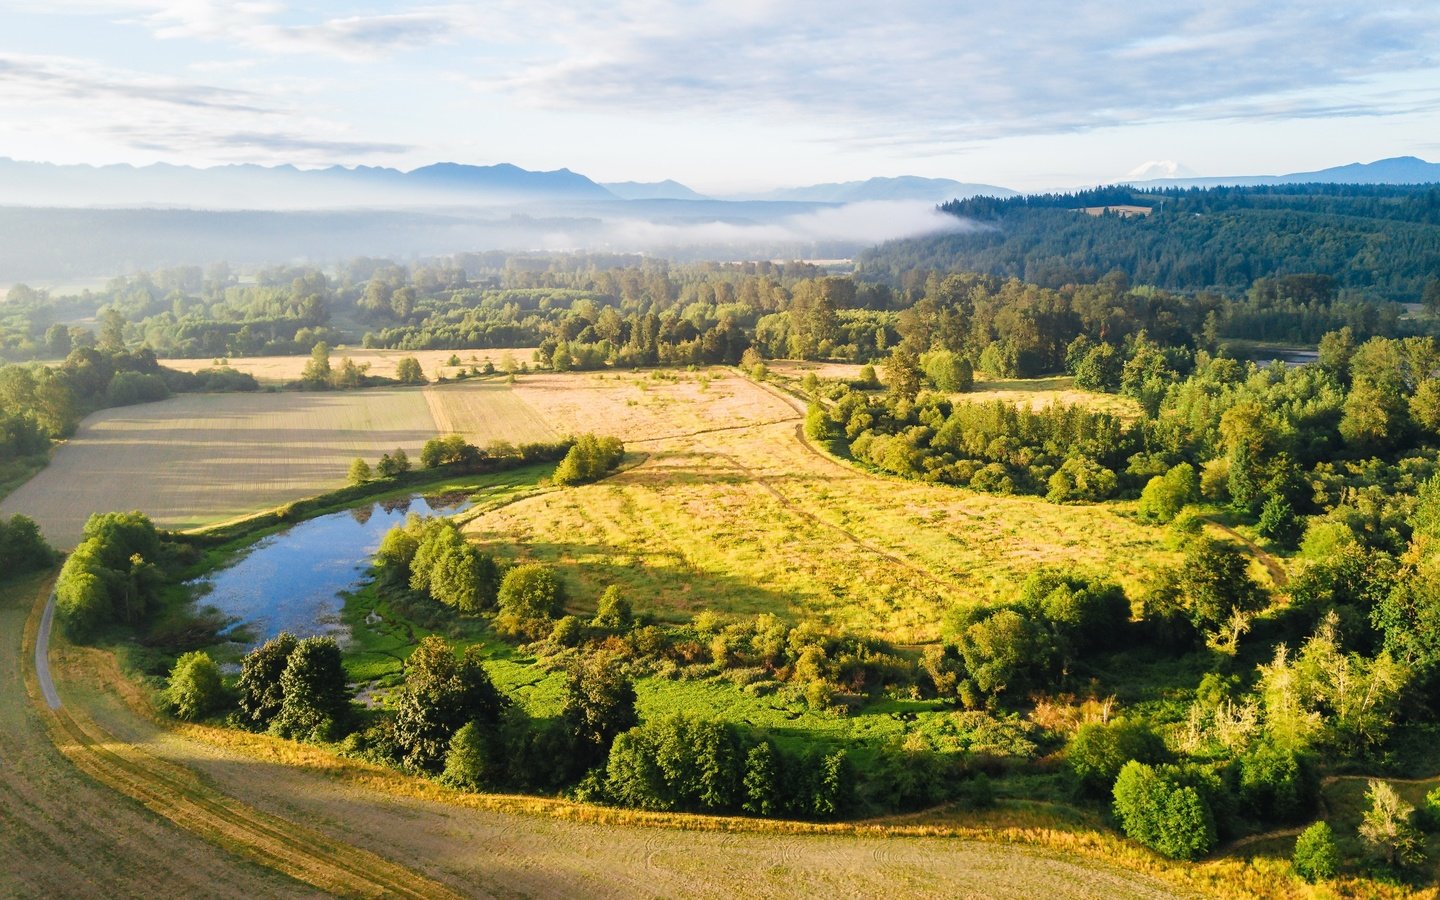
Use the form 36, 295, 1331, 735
1112, 761, 1219, 860
1067, 720, 1168, 796
1292, 821, 1340, 882
163, 650, 224, 721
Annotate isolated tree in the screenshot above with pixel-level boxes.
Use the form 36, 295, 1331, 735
497, 564, 565, 626
1292, 821, 1340, 882
562, 653, 637, 763
348, 457, 372, 484
393, 636, 505, 772
270, 636, 350, 741
301, 341, 332, 388
1112, 761, 1219, 860
236, 632, 298, 727
590, 585, 633, 631
1359, 780, 1424, 868
395, 356, 426, 385
164, 651, 224, 721
390, 447, 411, 474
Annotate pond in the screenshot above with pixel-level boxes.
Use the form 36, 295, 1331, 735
194, 493, 471, 647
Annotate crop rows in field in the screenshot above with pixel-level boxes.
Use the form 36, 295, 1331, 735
0, 389, 437, 546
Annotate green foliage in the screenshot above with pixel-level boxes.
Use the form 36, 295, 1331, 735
803, 400, 837, 441
392, 635, 505, 772
1112, 761, 1219, 861
163, 650, 224, 721
552, 433, 624, 486
1236, 742, 1316, 824
55, 511, 164, 639
604, 715, 745, 813
742, 740, 781, 816
348, 457, 371, 485
1074, 343, 1123, 392
590, 585, 633, 631
562, 653, 637, 763
1137, 463, 1199, 524
270, 636, 351, 742
1066, 720, 1168, 796
1292, 821, 1340, 882
395, 356, 426, 384
0, 514, 55, 581
921, 349, 973, 392
236, 632, 298, 728
1256, 494, 1301, 547
496, 563, 565, 637
1359, 780, 1425, 869
1045, 456, 1118, 503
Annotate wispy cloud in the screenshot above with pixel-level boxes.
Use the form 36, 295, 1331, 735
0, 53, 268, 112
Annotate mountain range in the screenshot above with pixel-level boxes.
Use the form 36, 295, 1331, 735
1120, 156, 1440, 189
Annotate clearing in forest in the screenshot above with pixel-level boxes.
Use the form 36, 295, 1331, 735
462, 369, 1173, 643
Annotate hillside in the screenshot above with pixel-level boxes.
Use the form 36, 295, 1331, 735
860, 183, 1440, 301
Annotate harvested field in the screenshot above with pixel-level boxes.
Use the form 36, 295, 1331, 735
0, 575, 317, 898
509, 369, 800, 441
464, 370, 1173, 642
1, 389, 437, 547
164, 348, 538, 385
424, 380, 558, 445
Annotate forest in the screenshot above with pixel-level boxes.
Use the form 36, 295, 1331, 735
861, 184, 1440, 303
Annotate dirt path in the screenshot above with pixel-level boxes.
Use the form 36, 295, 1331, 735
1203, 518, 1288, 587
1, 575, 321, 898
22, 578, 463, 899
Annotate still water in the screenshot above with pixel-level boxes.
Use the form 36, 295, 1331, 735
194, 493, 470, 647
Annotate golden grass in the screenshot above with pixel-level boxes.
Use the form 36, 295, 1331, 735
163, 347, 539, 385
0, 388, 438, 547
423, 380, 558, 445
457, 370, 1174, 642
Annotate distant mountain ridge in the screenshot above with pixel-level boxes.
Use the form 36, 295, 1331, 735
1121, 155, 1440, 189
602, 179, 709, 201
0, 158, 617, 209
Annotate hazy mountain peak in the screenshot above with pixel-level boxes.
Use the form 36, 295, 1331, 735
602, 179, 709, 201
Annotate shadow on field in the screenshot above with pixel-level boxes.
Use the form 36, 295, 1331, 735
501, 538, 805, 623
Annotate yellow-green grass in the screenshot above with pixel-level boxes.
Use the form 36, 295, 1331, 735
0, 389, 436, 547
163, 347, 539, 385
459, 372, 1174, 643
423, 380, 559, 445
963, 376, 1143, 418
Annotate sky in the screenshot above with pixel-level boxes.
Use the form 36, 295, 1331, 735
1, 1, 1439, 194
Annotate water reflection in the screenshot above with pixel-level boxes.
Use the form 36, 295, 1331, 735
195, 493, 470, 647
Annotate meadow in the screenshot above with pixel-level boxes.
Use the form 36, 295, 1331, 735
455, 368, 1173, 642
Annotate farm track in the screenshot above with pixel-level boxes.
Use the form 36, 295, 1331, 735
1202, 517, 1288, 587
25, 586, 464, 899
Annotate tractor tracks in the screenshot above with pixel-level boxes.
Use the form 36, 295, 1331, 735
26, 587, 464, 899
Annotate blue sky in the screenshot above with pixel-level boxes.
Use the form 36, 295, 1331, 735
1, 1, 1438, 193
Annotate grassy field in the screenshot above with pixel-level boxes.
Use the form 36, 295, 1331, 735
424, 380, 559, 445
163, 347, 539, 385
442, 369, 1174, 642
